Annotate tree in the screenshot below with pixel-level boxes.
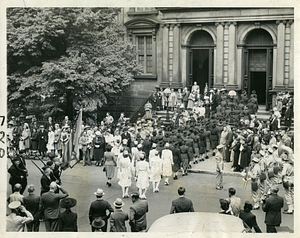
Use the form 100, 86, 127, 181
7, 7, 142, 120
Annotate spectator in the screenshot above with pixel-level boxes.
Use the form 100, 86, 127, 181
129, 192, 148, 232
23, 185, 41, 232
110, 198, 129, 232
239, 201, 262, 233
58, 197, 78, 232
228, 187, 242, 216
7, 201, 33, 232
170, 187, 194, 213
7, 183, 24, 204
39, 182, 69, 231
262, 185, 284, 233
218, 199, 233, 215
89, 188, 114, 232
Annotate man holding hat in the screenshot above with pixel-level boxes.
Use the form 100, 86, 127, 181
58, 197, 78, 231
89, 188, 114, 232
7, 201, 33, 232
129, 192, 149, 232
39, 181, 69, 231
23, 184, 41, 232
110, 198, 129, 232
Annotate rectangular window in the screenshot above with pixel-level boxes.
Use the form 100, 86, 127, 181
137, 36, 153, 74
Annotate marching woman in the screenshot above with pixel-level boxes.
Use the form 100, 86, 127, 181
149, 150, 162, 193
118, 150, 132, 198
161, 143, 174, 185
104, 144, 117, 187
135, 152, 150, 199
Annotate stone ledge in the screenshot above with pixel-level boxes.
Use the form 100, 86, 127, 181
188, 168, 244, 177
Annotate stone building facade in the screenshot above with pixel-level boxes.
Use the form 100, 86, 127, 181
117, 7, 294, 114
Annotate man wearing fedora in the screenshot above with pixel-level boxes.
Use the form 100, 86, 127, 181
58, 197, 78, 231
7, 201, 33, 232
39, 182, 69, 231
89, 188, 114, 232
23, 184, 41, 232
110, 198, 129, 232
129, 192, 148, 232
92, 217, 105, 232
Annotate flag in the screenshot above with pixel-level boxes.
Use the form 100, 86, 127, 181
73, 109, 82, 158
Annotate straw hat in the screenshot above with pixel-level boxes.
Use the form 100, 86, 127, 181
8, 201, 21, 210
94, 188, 105, 196
113, 198, 124, 208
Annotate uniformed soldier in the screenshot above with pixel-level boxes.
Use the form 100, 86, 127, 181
215, 144, 224, 190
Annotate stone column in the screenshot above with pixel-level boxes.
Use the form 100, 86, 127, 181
215, 22, 224, 86
228, 22, 237, 86
237, 46, 243, 89
276, 20, 286, 87
172, 23, 182, 88
161, 23, 170, 87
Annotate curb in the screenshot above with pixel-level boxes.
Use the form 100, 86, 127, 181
188, 169, 244, 177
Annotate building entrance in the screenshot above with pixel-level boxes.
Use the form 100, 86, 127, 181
187, 30, 214, 93
243, 29, 274, 109
192, 49, 209, 94
250, 72, 266, 104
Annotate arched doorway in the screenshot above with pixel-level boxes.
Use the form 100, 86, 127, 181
243, 29, 274, 109
187, 30, 214, 94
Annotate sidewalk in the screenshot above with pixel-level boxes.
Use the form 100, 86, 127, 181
187, 151, 243, 177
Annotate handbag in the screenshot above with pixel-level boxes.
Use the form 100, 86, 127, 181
103, 167, 106, 172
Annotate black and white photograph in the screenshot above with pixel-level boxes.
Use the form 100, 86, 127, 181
2, 1, 298, 236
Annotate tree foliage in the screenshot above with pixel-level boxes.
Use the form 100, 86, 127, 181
7, 7, 142, 120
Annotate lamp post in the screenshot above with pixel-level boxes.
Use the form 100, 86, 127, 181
164, 87, 171, 123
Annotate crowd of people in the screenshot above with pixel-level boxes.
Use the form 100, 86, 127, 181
7, 84, 294, 233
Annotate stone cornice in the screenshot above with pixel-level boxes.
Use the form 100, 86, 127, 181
161, 14, 294, 24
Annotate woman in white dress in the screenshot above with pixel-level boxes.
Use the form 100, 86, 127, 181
118, 150, 132, 198
149, 150, 162, 193
161, 143, 174, 185
47, 126, 55, 153
135, 152, 150, 199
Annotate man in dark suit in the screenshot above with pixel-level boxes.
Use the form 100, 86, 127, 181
89, 188, 114, 232
170, 187, 194, 213
40, 167, 56, 195
262, 185, 284, 233
39, 182, 69, 231
110, 198, 129, 232
239, 201, 262, 233
129, 192, 149, 232
23, 185, 41, 232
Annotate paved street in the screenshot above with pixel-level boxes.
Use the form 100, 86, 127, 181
7, 157, 294, 233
